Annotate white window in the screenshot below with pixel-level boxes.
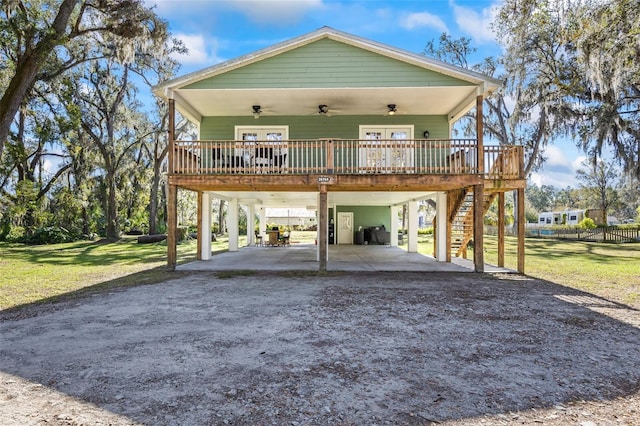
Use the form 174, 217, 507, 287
358, 126, 414, 173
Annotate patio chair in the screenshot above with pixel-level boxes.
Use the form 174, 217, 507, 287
254, 146, 274, 173
254, 231, 263, 246
278, 231, 290, 246
272, 153, 287, 173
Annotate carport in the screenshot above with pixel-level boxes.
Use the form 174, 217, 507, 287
177, 244, 513, 273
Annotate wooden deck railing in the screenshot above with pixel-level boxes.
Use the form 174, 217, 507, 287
171, 139, 524, 179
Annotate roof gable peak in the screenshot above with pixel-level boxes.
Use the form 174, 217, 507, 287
154, 27, 499, 96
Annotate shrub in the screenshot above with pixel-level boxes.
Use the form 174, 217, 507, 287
27, 226, 73, 244
5, 226, 26, 243
577, 217, 597, 229
418, 227, 434, 235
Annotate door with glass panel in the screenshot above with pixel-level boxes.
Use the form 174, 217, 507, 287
235, 126, 288, 172
358, 126, 414, 173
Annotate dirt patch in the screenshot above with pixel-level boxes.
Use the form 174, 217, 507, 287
1, 272, 639, 425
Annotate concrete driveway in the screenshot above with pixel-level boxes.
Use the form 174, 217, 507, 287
179, 244, 512, 273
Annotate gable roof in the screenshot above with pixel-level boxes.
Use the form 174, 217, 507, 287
156, 26, 498, 92
153, 26, 501, 123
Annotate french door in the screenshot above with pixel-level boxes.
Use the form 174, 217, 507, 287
359, 126, 414, 173
235, 126, 288, 170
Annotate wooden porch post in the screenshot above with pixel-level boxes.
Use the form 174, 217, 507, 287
446, 192, 452, 263
476, 94, 484, 173
326, 139, 334, 173
166, 97, 177, 271
517, 188, 525, 273
473, 185, 484, 273
319, 185, 328, 272
167, 184, 177, 271
498, 191, 505, 267
474, 94, 485, 272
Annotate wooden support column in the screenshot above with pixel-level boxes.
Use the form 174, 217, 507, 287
166, 97, 177, 271
473, 184, 484, 273
473, 92, 485, 273
517, 188, 525, 273
168, 97, 175, 175
319, 185, 328, 272
476, 94, 484, 173
167, 184, 177, 271
498, 192, 505, 267
446, 191, 453, 263
326, 139, 334, 173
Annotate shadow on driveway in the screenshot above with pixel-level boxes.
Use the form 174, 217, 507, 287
1, 271, 639, 424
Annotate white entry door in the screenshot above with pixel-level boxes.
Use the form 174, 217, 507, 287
337, 212, 354, 245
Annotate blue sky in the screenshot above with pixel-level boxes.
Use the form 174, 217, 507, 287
145, 0, 586, 188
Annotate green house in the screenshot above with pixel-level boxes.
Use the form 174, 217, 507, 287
154, 27, 526, 272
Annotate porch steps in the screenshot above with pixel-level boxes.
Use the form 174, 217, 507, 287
450, 189, 498, 257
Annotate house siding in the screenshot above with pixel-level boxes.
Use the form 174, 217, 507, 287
336, 206, 391, 231
184, 39, 473, 89
200, 115, 449, 140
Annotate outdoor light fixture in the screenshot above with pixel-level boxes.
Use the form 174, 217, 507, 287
318, 104, 329, 114
423, 130, 430, 138
252, 105, 261, 119
387, 104, 397, 115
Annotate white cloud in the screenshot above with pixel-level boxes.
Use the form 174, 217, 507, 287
227, 0, 324, 25
530, 145, 586, 188
451, 1, 500, 44
400, 12, 448, 32
172, 33, 222, 66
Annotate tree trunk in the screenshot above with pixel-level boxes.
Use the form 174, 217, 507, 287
105, 173, 119, 241
218, 199, 226, 234
148, 163, 161, 235
82, 205, 90, 237
0, 0, 79, 158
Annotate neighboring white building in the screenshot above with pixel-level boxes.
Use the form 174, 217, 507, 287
266, 208, 316, 229
538, 210, 584, 226
537, 208, 616, 226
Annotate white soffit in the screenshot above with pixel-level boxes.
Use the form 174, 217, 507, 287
174, 86, 478, 119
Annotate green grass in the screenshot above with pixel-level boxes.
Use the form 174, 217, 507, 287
480, 236, 640, 308
1, 232, 639, 311
411, 234, 640, 308
0, 236, 199, 310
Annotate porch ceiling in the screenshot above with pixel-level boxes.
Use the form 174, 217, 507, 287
174, 86, 478, 122
208, 190, 436, 209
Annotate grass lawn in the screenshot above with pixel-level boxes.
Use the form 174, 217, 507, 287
482, 235, 640, 308
1, 232, 639, 311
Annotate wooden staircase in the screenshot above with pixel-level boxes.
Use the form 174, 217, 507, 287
449, 188, 498, 257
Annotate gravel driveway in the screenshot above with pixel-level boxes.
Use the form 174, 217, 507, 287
1, 271, 639, 425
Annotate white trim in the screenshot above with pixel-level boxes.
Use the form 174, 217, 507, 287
234, 125, 289, 141
358, 124, 414, 139
201, 192, 212, 260
358, 125, 415, 172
